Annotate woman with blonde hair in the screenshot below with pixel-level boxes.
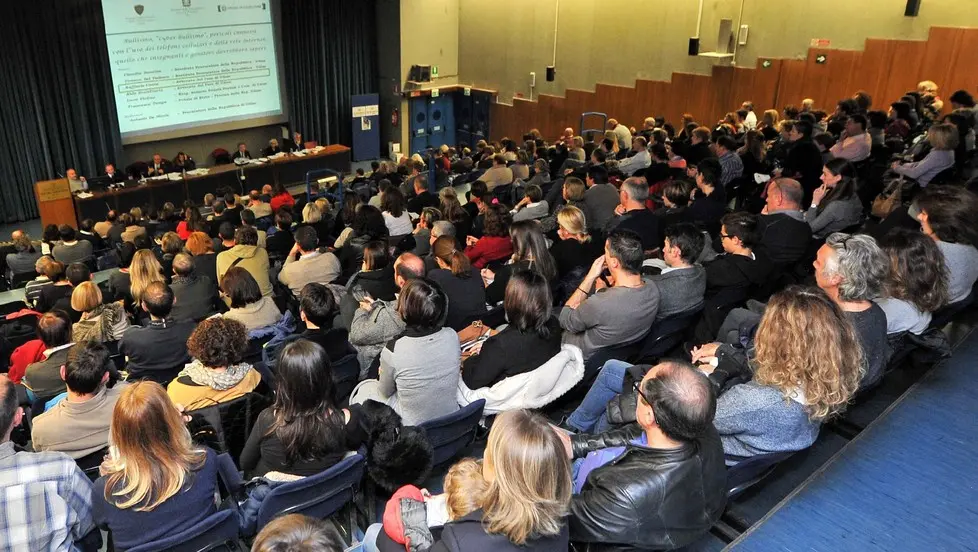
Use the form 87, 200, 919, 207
92, 381, 219, 549
71, 281, 130, 343
758, 109, 781, 141
549, 206, 602, 293
891, 122, 957, 186
128, 249, 165, 316
429, 409, 571, 550
602, 130, 620, 157
697, 286, 862, 460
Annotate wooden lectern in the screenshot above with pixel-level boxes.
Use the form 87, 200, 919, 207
34, 179, 77, 229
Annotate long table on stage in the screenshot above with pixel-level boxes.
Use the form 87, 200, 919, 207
73, 145, 351, 223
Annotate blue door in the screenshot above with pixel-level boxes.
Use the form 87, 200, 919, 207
425, 94, 455, 151
409, 96, 429, 154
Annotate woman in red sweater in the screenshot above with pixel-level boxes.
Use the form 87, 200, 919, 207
269, 182, 295, 213
464, 203, 513, 269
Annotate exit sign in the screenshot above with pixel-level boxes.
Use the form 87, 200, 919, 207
432, 65, 439, 77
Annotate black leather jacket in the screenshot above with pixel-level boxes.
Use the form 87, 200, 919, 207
568, 425, 727, 551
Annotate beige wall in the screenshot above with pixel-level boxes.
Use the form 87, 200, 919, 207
457, 0, 978, 105
399, 0, 460, 146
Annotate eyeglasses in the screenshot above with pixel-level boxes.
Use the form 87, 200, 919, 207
632, 381, 654, 407
719, 233, 731, 239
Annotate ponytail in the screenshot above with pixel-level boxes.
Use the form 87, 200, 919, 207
449, 251, 472, 278
432, 235, 472, 278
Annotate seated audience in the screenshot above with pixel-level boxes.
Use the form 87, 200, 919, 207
252, 514, 346, 552
780, 120, 824, 202
757, 178, 813, 267
167, 317, 261, 409
607, 177, 661, 251
650, 222, 707, 319
0, 375, 97, 550
216, 226, 273, 298
51, 225, 93, 265
129, 249, 165, 318
877, 229, 949, 335
71, 282, 129, 343
563, 360, 726, 550
381, 187, 413, 237
176, 206, 208, 241
440, 186, 472, 242
347, 240, 397, 301
481, 154, 515, 190
269, 182, 295, 213
297, 202, 332, 244
93, 381, 219, 549
464, 203, 514, 269
32, 341, 122, 459
715, 135, 744, 190
913, 186, 978, 305
891, 123, 957, 187
348, 254, 421, 374
339, 205, 389, 278
23, 310, 75, 400
241, 339, 366, 478
105, 243, 136, 303
462, 271, 562, 389
686, 158, 727, 235
617, 136, 652, 176
428, 410, 570, 550
695, 286, 861, 460
350, 278, 461, 425
806, 158, 863, 239
549, 206, 603, 294
559, 229, 660, 362
298, 283, 352, 361
266, 210, 295, 257
25, 255, 55, 308
94, 210, 117, 238
120, 282, 195, 385
411, 207, 440, 256
511, 184, 549, 222
158, 231, 184, 282
221, 267, 282, 331
429, 236, 488, 330
483, 220, 557, 306
120, 213, 147, 244
6, 232, 40, 279
279, 226, 342, 296
829, 114, 872, 162
186, 231, 219, 287
582, 165, 619, 232
239, 209, 267, 249
247, 190, 274, 219
407, 174, 439, 214
169, 253, 217, 322
35, 260, 72, 314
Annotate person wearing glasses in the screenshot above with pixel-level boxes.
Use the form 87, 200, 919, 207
553, 360, 726, 550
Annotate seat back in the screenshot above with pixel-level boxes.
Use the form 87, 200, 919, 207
583, 337, 648, 380
725, 451, 794, 498
332, 352, 361, 406
8, 272, 35, 290
75, 447, 109, 482
419, 399, 486, 469
635, 308, 703, 363
126, 509, 242, 552
255, 453, 366, 532
187, 393, 271, 466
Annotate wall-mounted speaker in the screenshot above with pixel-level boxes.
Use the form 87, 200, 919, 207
905, 0, 921, 16
688, 37, 700, 56
546, 66, 555, 82
409, 64, 431, 82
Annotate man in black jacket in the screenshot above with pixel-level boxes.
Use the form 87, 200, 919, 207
757, 178, 812, 268
779, 120, 823, 204
560, 360, 727, 550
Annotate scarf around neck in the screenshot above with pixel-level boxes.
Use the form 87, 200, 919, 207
180, 359, 253, 390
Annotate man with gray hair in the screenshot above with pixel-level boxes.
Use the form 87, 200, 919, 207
423, 220, 456, 273
169, 253, 217, 322
757, 178, 812, 267
607, 177, 661, 251
814, 232, 890, 389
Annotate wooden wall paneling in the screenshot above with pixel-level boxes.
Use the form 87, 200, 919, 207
730, 67, 756, 112
849, 39, 892, 105
948, 29, 978, 102
490, 103, 512, 142
775, 59, 808, 111
536, 94, 559, 140
817, 50, 861, 111
635, 79, 657, 126
920, 27, 964, 101
880, 40, 928, 109
688, 75, 714, 125
710, 66, 736, 126
802, 48, 834, 109
750, 59, 782, 115
669, 73, 696, 122
565, 89, 591, 135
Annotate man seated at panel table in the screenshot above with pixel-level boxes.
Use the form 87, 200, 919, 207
232, 142, 252, 161
103, 163, 124, 183
146, 153, 173, 176
285, 131, 305, 152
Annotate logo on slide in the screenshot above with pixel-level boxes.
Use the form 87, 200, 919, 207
182, 0, 191, 6
133, 4, 144, 15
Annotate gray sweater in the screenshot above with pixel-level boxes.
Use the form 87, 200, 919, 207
560, 280, 659, 360
349, 300, 406, 376
937, 241, 978, 304
804, 195, 863, 239
892, 149, 954, 186
377, 327, 461, 425
714, 381, 819, 460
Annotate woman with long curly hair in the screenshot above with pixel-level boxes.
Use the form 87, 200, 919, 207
240, 339, 366, 478
876, 228, 949, 335
704, 286, 862, 460
93, 381, 218, 550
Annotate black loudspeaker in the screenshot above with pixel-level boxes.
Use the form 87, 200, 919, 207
546, 66, 555, 82
471, 92, 490, 138
904, 0, 921, 16
688, 37, 700, 56
409, 64, 431, 82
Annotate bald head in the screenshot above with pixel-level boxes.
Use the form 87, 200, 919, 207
637, 360, 716, 442
766, 178, 804, 212
394, 253, 425, 288
172, 252, 195, 278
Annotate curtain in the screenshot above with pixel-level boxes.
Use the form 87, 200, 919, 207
0, 0, 122, 224
280, 0, 379, 149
